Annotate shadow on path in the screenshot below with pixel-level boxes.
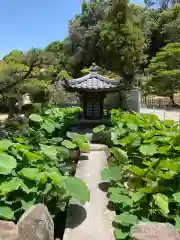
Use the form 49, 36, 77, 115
98, 182, 110, 192
79, 154, 89, 161
66, 204, 87, 229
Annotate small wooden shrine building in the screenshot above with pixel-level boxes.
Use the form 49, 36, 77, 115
56, 64, 120, 122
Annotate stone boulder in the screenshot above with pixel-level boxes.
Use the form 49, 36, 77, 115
131, 222, 180, 240
17, 204, 54, 240
0, 220, 19, 240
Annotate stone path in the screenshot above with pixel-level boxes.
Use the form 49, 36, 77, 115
63, 144, 115, 240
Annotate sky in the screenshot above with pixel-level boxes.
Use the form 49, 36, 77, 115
0, 0, 144, 59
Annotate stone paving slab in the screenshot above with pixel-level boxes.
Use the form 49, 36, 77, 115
63, 144, 115, 240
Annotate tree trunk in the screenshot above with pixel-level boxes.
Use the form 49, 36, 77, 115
170, 95, 175, 105
8, 98, 17, 119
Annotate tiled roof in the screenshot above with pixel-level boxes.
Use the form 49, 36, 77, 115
63, 73, 119, 90
55, 64, 120, 91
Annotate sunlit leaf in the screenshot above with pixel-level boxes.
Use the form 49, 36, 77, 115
140, 144, 157, 156
0, 140, 13, 150
174, 215, 180, 231
101, 166, 122, 181
62, 177, 90, 204
29, 114, 43, 122
153, 193, 169, 215
19, 168, 39, 181
111, 147, 128, 163
132, 192, 145, 202
0, 206, 14, 220
128, 166, 147, 176
114, 228, 129, 239
173, 192, 180, 203
0, 154, 17, 175
115, 213, 138, 226
61, 140, 77, 149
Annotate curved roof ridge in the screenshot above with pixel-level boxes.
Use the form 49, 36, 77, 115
68, 73, 92, 84
94, 73, 119, 84
64, 72, 119, 85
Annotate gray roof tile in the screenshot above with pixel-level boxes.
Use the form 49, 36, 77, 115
60, 72, 120, 90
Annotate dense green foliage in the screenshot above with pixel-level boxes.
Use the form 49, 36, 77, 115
0, 49, 57, 116
1, 1, 180, 103
0, 107, 90, 221
144, 42, 180, 99
97, 110, 180, 239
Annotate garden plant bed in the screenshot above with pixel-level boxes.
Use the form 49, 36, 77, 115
0, 106, 90, 240
94, 110, 180, 239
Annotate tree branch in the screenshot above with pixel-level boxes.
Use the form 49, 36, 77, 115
0, 64, 34, 92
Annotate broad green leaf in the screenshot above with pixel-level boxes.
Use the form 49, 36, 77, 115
63, 177, 90, 204
14, 143, 31, 150
51, 137, 63, 144
15, 137, 25, 143
132, 192, 145, 202
173, 192, 180, 203
153, 193, 169, 214
159, 160, 180, 172
140, 144, 157, 156
158, 146, 170, 154
115, 213, 138, 226
111, 147, 128, 163
61, 140, 77, 149
0, 140, 13, 150
139, 187, 155, 193
41, 122, 55, 133
108, 187, 128, 195
109, 194, 133, 206
48, 171, 63, 185
174, 146, 180, 151
56, 146, 69, 159
114, 228, 129, 239
0, 154, 17, 175
66, 133, 90, 151
75, 139, 90, 152
40, 144, 57, 159
127, 123, 138, 131
0, 206, 14, 220
101, 166, 122, 181
36, 172, 48, 184
21, 200, 35, 211
128, 166, 146, 176
174, 215, 180, 231
29, 114, 43, 122
0, 178, 21, 194
117, 136, 134, 147
24, 151, 42, 161
93, 125, 105, 133
19, 168, 39, 181
159, 171, 177, 179
20, 181, 37, 194
43, 183, 52, 194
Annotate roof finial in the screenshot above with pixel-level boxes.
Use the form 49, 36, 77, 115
90, 63, 97, 73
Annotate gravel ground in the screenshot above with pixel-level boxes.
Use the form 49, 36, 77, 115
0, 114, 8, 122
1, 107, 180, 124
140, 107, 180, 121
